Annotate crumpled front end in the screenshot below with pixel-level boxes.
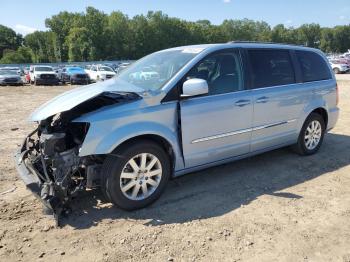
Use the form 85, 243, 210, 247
14, 121, 97, 221
14, 91, 141, 223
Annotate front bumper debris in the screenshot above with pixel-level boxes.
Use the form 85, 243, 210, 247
13, 130, 69, 225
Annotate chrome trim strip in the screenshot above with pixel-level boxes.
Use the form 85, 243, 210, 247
252, 119, 296, 131
192, 128, 252, 144
191, 119, 297, 144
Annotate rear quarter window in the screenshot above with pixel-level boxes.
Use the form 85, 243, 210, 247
248, 49, 296, 89
296, 50, 332, 82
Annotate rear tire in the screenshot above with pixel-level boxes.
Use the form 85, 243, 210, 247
101, 140, 171, 210
293, 113, 325, 155
333, 68, 340, 74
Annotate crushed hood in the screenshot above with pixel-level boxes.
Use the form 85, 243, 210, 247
30, 78, 145, 122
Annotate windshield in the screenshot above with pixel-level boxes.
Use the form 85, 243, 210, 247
117, 49, 201, 90
100, 66, 114, 72
35, 67, 53, 72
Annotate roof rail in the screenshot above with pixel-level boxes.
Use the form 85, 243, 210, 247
227, 41, 305, 47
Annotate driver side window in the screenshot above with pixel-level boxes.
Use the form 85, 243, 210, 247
186, 50, 243, 95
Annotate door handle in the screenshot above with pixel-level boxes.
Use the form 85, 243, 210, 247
256, 96, 269, 103
234, 99, 251, 107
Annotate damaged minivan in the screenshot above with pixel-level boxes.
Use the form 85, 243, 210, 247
14, 42, 339, 220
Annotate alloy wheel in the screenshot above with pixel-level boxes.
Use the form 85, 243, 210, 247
304, 120, 322, 150
119, 153, 162, 201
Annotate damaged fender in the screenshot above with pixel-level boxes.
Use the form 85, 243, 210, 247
14, 88, 146, 221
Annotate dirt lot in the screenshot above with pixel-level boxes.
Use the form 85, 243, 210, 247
0, 78, 350, 262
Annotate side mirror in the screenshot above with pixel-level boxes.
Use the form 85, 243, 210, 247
30, 70, 33, 73
182, 78, 208, 97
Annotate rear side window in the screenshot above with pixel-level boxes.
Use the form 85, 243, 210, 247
248, 49, 296, 89
296, 51, 332, 82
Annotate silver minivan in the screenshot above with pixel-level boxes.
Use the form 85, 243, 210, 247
15, 42, 339, 219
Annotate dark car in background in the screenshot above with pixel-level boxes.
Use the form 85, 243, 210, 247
59, 66, 90, 85
115, 62, 132, 73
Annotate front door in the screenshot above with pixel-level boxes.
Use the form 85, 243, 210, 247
180, 49, 253, 168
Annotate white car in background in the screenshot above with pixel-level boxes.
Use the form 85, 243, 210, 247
129, 66, 160, 81
329, 60, 350, 74
85, 65, 116, 82
29, 65, 59, 85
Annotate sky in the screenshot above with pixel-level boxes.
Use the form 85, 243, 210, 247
1, 0, 350, 35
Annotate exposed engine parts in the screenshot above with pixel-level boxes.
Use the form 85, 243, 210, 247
17, 115, 102, 224
14, 91, 141, 224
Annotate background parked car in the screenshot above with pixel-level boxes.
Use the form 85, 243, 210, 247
85, 65, 116, 82
115, 62, 131, 73
333, 57, 350, 66
0, 69, 23, 86
29, 65, 60, 85
129, 66, 160, 81
58, 66, 91, 85
103, 62, 120, 72
330, 60, 350, 74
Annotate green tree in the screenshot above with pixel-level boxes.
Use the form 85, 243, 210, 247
270, 24, 297, 44
67, 27, 90, 61
332, 25, 350, 53
2, 9, 350, 64
320, 28, 335, 53
24, 31, 57, 62
220, 19, 271, 42
45, 11, 82, 61
82, 7, 109, 60
297, 23, 322, 47
0, 25, 23, 58
0, 47, 33, 64
128, 14, 153, 58
106, 11, 130, 59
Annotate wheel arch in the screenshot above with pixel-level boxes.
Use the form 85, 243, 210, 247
311, 107, 328, 127
112, 134, 176, 171
299, 99, 329, 132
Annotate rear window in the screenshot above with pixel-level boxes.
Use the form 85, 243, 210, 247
248, 49, 296, 89
296, 51, 332, 82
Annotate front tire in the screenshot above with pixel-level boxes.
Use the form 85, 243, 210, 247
293, 113, 325, 155
101, 140, 171, 210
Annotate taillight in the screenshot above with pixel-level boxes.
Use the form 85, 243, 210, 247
336, 83, 339, 106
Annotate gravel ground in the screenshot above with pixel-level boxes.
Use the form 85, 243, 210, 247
0, 77, 350, 262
